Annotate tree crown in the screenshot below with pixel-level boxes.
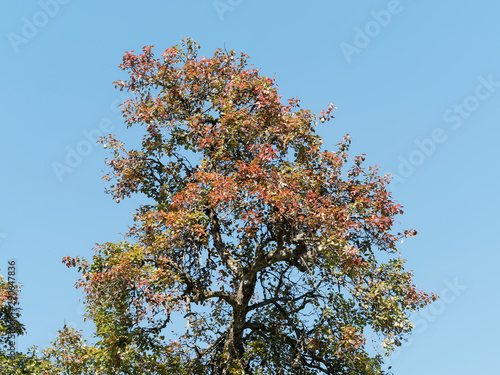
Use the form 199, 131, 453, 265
56, 39, 437, 375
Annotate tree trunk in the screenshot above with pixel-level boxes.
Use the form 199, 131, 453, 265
222, 272, 257, 374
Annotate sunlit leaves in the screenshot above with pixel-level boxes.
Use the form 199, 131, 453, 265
53, 39, 439, 374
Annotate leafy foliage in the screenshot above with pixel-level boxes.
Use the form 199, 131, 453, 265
0, 275, 50, 374
0, 274, 24, 349
2, 39, 437, 374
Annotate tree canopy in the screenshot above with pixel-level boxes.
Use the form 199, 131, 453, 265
1, 39, 437, 375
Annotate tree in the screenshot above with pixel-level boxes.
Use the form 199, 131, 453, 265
0, 272, 50, 374
61, 38, 437, 374
0, 276, 101, 374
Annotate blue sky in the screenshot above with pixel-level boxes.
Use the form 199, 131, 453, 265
1, 1, 499, 373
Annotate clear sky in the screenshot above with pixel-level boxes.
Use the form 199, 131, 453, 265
1, 1, 499, 373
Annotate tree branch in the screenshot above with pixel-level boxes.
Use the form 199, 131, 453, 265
206, 208, 242, 276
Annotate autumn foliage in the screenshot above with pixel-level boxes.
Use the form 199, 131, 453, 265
56, 39, 437, 374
